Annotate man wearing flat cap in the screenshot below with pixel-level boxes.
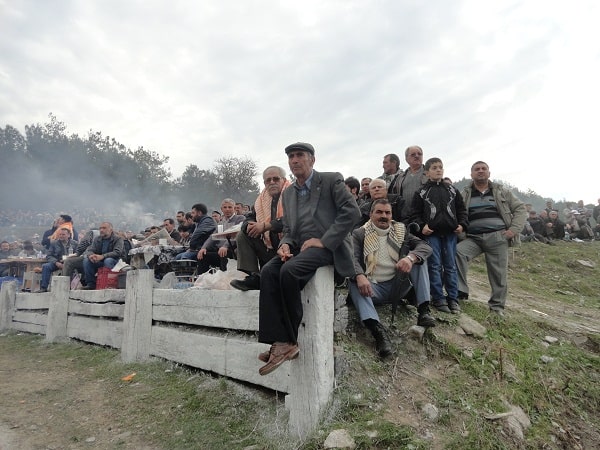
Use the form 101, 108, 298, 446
257, 142, 361, 376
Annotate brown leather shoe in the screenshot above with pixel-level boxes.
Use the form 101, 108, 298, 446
258, 342, 299, 376
258, 350, 270, 363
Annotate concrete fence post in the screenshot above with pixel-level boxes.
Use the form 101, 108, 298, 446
287, 266, 335, 439
45, 276, 70, 342
0, 280, 17, 331
121, 269, 154, 362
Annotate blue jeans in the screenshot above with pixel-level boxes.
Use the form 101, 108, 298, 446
83, 257, 118, 288
425, 233, 458, 303
175, 251, 198, 261
41, 262, 59, 289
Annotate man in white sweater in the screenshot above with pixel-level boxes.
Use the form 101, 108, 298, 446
350, 199, 435, 357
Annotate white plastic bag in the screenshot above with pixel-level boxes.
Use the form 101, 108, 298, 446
193, 260, 247, 290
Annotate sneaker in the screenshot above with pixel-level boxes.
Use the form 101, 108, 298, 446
230, 274, 260, 291
432, 302, 452, 314
33, 288, 48, 293
417, 312, 436, 328
448, 300, 461, 314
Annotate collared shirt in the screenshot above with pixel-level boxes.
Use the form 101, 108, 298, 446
293, 170, 314, 197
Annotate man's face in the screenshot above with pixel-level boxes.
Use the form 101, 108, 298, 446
57, 229, 70, 242
163, 221, 173, 231
211, 212, 221, 222
288, 150, 314, 180
382, 156, 396, 175
550, 211, 558, 220
0, 242, 9, 252
405, 147, 423, 169
99, 223, 112, 238
56, 217, 65, 225
263, 169, 285, 196
361, 178, 371, 194
369, 181, 387, 200
370, 203, 393, 230
234, 204, 243, 215
191, 209, 201, 222
426, 162, 444, 182
176, 213, 184, 224
221, 202, 235, 218
471, 163, 490, 183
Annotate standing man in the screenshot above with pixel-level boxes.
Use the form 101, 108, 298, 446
82, 222, 124, 290
379, 154, 403, 194
456, 161, 527, 316
395, 146, 429, 219
230, 166, 290, 291
257, 142, 360, 376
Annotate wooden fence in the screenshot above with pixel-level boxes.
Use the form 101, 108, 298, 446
0, 267, 338, 439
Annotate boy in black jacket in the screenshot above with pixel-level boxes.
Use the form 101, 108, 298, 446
410, 157, 468, 313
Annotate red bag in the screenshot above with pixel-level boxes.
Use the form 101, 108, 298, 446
96, 267, 120, 290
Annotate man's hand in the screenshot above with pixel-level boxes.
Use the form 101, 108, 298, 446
277, 244, 293, 261
454, 224, 463, 234
300, 238, 324, 252
502, 229, 516, 240
217, 246, 228, 258
356, 274, 373, 297
55, 261, 64, 269
197, 248, 207, 260
246, 221, 264, 239
396, 256, 413, 273
422, 224, 434, 236
89, 254, 103, 263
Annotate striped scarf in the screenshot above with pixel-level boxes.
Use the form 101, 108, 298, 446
254, 180, 291, 249
363, 220, 406, 277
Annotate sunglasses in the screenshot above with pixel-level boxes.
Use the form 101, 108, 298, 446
264, 176, 281, 184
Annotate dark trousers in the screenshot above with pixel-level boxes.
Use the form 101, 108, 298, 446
258, 247, 333, 345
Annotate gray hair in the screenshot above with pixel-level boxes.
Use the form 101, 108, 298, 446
262, 166, 286, 179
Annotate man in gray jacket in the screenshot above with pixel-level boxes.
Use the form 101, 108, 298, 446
258, 142, 361, 376
456, 161, 527, 316
82, 222, 124, 290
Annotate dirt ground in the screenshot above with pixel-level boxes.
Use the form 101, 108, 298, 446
1, 275, 599, 449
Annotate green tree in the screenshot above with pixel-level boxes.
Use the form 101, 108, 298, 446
212, 156, 260, 204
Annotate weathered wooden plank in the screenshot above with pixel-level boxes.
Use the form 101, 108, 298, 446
121, 270, 154, 362
67, 315, 123, 348
287, 266, 335, 439
153, 289, 259, 331
68, 300, 125, 318
0, 280, 17, 331
14, 293, 51, 310
11, 321, 46, 335
46, 276, 70, 342
68, 289, 126, 303
13, 310, 48, 326
150, 325, 290, 393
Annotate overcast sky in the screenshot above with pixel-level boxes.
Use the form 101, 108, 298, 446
2, 0, 599, 204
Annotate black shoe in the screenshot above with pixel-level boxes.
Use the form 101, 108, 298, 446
417, 312, 436, 328
81, 285, 95, 290
369, 321, 393, 358
33, 288, 48, 293
230, 274, 260, 291
432, 302, 452, 313
448, 300, 461, 314
457, 291, 469, 300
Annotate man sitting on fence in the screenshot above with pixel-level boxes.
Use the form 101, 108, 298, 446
257, 142, 360, 376
82, 222, 124, 290
35, 227, 77, 293
230, 166, 290, 291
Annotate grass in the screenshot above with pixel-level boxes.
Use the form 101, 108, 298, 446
1, 240, 599, 449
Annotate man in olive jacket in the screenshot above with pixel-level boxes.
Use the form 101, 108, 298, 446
258, 142, 361, 376
456, 161, 527, 316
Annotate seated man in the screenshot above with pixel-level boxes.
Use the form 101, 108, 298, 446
230, 166, 290, 291
82, 222, 124, 290
35, 227, 77, 293
197, 198, 245, 274
62, 229, 98, 285
350, 199, 436, 357
0, 240, 15, 276
163, 218, 182, 244
175, 203, 216, 261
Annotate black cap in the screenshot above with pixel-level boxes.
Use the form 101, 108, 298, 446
285, 142, 315, 155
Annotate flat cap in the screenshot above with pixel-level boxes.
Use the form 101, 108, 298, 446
285, 142, 315, 155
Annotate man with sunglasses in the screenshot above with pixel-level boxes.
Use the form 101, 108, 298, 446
230, 166, 290, 291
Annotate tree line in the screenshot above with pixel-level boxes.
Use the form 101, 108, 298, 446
0, 114, 260, 212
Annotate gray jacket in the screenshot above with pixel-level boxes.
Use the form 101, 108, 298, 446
84, 233, 124, 260
281, 170, 361, 277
